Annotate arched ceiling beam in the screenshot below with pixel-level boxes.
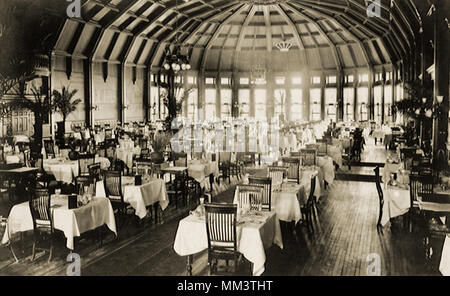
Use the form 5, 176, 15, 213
283, 4, 342, 71
274, 4, 308, 68
200, 4, 248, 71
287, 1, 371, 68
179, 1, 244, 45
290, 1, 406, 63
148, 2, 243, 68
217, 21, 234, 72
232, 5, 258, 71
89, 0, 143, 61
262, 6, 272, 52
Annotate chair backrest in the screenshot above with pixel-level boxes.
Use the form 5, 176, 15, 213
29, 188, 52, 229
235, 184, 264, 210
75, 175, 96, 195
248, 177, 272, 211
268, 166, 288, 178
300, 149, 317, 166
103, 170, 123, 200
106, 146, 115, 159
268, 168, 284, 186
281, 157, 300, 184
88, 162, 102, 181
204, 203, 237, 251
374, 166, 384, 226
105, 128, 113, 139
409, 174, 434, 206
23, 149, 31, 167
316, 139, 328, 156
219, 152, 231, 166
136, 161, 152, 175
78, 154, 95, 175
173, 152, 187, 167
43, 139, 55, 158
306, 175, 316, 206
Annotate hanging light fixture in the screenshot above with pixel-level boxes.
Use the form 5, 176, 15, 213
162, 0, 191, 73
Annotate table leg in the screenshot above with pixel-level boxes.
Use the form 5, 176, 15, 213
186, 255, 193, 276
209, 174, 214, 193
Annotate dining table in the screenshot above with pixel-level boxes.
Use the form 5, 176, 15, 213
317, 156, 335, 185
173, 209, 283, 276
187, 159, 219, 191
96, 176, 169, 220
380, 184, 411, 226
1, 194, 117, 250
43, 158, 79, 183
271, 183, 307, 224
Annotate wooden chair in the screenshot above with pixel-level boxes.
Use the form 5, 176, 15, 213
301, 175, 317, 234
88, 162, 102, 182
205, 203, 245, 275
135, 161, 152, 176
409, 174, 433, 232
316, 139, 328, 156
173, 152, 188, 167
248, 177, 272, 211
374, 167, 384, 229
299, 149, 317, 166
268, 166, 287, 186
218, 152, 232, 184
78, 154, 95, 176
103, 171, 134, 220
43, 139, 55, 159
29, 188, 54, 262
281, 157, 300, 184
75, 175, 96, 195
235, 185, 264, 211
32, 153, 57, 188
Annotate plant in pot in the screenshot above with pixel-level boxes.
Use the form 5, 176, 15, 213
52, 86, 81, 148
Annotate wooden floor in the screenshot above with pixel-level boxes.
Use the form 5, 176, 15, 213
0, 137, 442, 275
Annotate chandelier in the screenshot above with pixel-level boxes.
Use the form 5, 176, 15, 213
275, 39, 292, 52
162, 0, 191, 72
162, 47, 191, 72
251, 63, 266, 85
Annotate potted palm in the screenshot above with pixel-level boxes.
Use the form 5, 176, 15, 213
53, 86, 81, 147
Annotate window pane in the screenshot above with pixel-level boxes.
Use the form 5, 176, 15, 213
205, 88, 216, 118
290, 89, 303, 122
357, 87, 369, 121
374, 86, 382, 123
343, 87, 354, 121
254, 89, 266, 120
292, 77, 302, 85
325, 88, 337, 122
238, 89, 250, 117
239, 77, 249, 85
274, 89, 286, 120
220, 89, 232, 119
310, 88, 321, 121
275, 77, 285, 85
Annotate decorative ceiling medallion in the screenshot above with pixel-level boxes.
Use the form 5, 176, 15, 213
240, 0, 289, 5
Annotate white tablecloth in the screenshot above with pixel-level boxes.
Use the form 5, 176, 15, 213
381, 185, 410, 226
243, 166, 269, 178
327, 145, 343, 167
383, 162, 402, 187
272, 183, 306, 223
372, 130, 384, 139
299, 167, 322, 199
317, 156, 335, 185
440, 235, 450, 276
173, 210, 283, 276
43, 158, 79, 183
5, 155, 21, 164
96, 176, 169, 219
187, 160, 219, 189
1, 195, 117, 250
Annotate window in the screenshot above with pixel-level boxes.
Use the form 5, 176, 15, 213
345, 75, 354, 84
205, 77, 215, 85
239, 77, 249, 85
343, 87, 354, 122
205, 88, 216, 118
150, 74, 155, 82
357, 87, 369, 121
254, 89, 266, 121
220, 89, 232, 119
275, 76, 285, 85
274, 89, 286, 121
187, 88, 198, 121
325, 88, 337, 123
396, 84, 403, 102
311, 76, 321, 84
310, 88, 321, 121
290, 89, 303, 122
160, 88, 168, 118
386, 72, 392, 81
150, 86, 159, 120
384, 85, 393, 122
359, 73, 369, 83
238, 89, 250, 117
292, 77, 302, 85
221, 77, 231, 85
175, 76, 183, 84
375, 73, 383, 82
326, 76, 337, 84
374, 86, 382, 123
187, 76, 197, 84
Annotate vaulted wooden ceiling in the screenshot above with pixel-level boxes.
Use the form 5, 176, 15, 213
54, 0, 422, 72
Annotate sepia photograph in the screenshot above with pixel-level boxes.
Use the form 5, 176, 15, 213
0, 0, 449, 279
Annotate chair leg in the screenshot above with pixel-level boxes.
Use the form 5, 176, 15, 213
48, 237, 53, 263
31, 241, 36, 262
